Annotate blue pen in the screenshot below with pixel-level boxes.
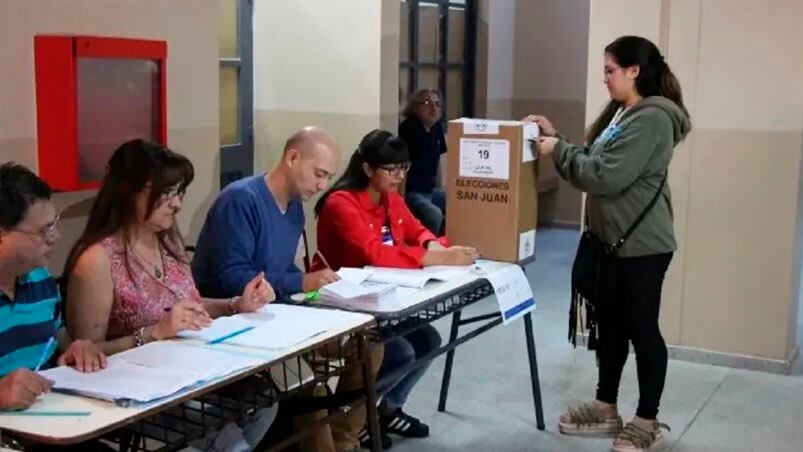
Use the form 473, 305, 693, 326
35, 337, 57, 372
208, 326, 255, 344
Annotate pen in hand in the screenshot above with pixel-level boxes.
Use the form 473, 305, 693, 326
315, 250, 331, 269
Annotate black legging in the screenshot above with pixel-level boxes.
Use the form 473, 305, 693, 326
595, 252, 673, 420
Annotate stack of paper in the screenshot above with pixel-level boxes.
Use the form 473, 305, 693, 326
364, 265, 476, 288
182, 304, 358, 350
320, 279, 395, 301
316, 285, 422, 313
178, 315, 261, 343
336, 267, 374, 285
317, 267, 396, 302
421, 265, 477, 282
40, 342, 262, 405
243, 303, 368, 348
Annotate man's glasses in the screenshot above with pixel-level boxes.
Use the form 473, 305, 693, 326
11, 215, 60, 242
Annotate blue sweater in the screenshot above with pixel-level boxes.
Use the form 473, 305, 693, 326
192, 175, 305, 298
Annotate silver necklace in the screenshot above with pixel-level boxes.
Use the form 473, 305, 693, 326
133, 242, 164, 280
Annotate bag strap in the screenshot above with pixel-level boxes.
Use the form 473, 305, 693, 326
613, 172, 667, 250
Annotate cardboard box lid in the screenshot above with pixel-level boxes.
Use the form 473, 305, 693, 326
450, 118, 540, 141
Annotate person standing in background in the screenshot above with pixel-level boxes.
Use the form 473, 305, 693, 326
399, 89, 447, 235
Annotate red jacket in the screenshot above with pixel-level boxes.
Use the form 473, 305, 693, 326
314, 189, 450, 270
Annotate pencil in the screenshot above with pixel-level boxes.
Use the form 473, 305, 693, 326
315, 250, 331, 269
208, 326, 255, 344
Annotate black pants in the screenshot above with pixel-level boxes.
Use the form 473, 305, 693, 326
595, 252, 673, 420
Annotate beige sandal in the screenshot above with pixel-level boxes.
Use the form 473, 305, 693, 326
611, 421, 670, 451
558, 402, 624, 436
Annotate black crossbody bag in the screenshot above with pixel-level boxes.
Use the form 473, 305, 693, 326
569, 173, 667, 349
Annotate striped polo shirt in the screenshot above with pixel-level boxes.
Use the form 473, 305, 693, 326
0, 267, 62, 376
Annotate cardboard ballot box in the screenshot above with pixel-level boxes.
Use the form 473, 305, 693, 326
445, 118, 540, 263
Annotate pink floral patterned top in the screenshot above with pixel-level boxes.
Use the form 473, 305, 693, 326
100, 235, 202, 339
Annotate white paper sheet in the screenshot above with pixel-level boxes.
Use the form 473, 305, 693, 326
336, 267, 374, 285
518, 229, 536, 261
177, 315, 260, 343
40, 342, 262, 404
364, 268, 432, 288
459, 138, 510, 180
485, 265, 536, 324
320, 279, 382, 299
317, 286, 422, 313
364, 266, 476, 288
423, 265, 477, 281
227, 303, 361, 350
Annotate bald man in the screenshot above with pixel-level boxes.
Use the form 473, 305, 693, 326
192, 126, 341, 300
192, 127, 382, 452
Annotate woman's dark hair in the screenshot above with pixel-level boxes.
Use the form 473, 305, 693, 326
587, 35, 690, 144
314, 129, 409, 216
63, 139, 194, 280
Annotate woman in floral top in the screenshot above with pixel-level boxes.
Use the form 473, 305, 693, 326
63, 139, 275, 354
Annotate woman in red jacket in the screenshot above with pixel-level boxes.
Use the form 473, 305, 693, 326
314, 129, 477, 448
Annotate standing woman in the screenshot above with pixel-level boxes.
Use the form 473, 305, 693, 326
526, 36, 691, 452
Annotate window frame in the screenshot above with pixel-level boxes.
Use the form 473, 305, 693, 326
399, 0, 477, 119
219, 0, 254, 189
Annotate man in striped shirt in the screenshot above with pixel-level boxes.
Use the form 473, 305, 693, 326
0, 163, 106, 410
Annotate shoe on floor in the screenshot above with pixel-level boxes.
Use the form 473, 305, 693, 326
380, 408, 429, 438
611, 420, 670, 451
558, 402, 623, 436
358, 424, 393, 450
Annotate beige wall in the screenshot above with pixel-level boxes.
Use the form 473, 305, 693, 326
477, 0, 589, 226
0, 0, 219, 275
588, 0, 803, 362
253, 0, 400, 253
513, 0, 588, 226
483, 0, 515, 119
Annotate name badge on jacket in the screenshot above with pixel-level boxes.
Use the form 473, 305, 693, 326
380, 225, 394, 246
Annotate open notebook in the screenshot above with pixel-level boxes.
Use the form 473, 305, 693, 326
179, 303, 356, 350
363, 265, 476, 288
39, 342, 262, 406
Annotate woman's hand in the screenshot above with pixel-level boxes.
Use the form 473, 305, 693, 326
427, 240, 447, 251
441, 246, 479, 266
521, 114, 557, 137
152, 301, 212, 340
535, 137, 559, 157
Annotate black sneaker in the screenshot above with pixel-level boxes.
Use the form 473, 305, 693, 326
359, 424, 393, 450
380, 408, 429, 438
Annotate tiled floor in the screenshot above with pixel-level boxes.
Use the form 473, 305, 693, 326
387, 229, 803, 452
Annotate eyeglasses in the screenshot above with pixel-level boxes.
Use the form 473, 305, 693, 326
420, 99, 442, 108
378, 163, 412, 177
604, 65, 623, 77
11, 215, 60, 242
158, 185, 186, 203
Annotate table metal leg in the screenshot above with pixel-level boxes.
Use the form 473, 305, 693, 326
359, 333, 382, 452
437, 310, 462, 412
523, 312, 546, 430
